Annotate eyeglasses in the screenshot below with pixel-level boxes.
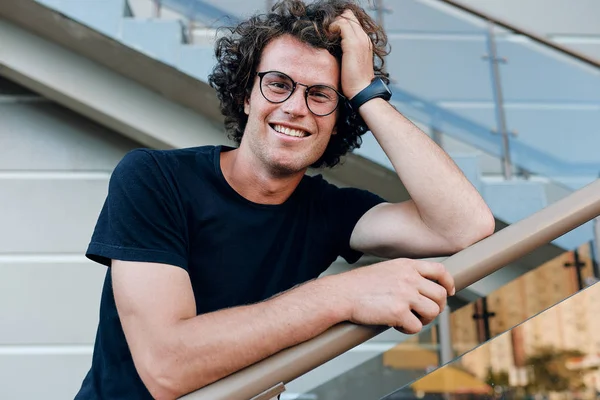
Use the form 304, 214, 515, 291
257, 71, 345, 117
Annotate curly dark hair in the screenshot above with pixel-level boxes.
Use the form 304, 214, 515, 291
208, 0, 389, 168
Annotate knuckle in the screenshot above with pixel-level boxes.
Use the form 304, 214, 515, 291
437, 285, 448, 300
432, 262, 446, 274
392, 304, 409, 319
406, 320, 423, 335
404, 272, 419, 286
422, 304, 440, 321
439, 298, 447, 313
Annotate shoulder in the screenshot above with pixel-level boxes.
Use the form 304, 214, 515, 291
118, 146, 217, 167
114, 146, 218, 180
302, 173, 383, 201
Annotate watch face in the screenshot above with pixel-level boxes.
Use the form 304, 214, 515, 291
374, 78, 392, 100
349, 77, 392, 112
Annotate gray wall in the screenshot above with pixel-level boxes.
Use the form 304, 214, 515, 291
0, 79, 408, 398
0, 79, 140, 399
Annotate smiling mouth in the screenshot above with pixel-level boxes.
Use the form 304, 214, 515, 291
270, 124, 310, 138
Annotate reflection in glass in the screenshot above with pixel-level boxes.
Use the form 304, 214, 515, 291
384, 280, 600, 400
298, 242, 598, 400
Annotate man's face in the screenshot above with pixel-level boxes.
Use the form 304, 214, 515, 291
241, 34, 340, 175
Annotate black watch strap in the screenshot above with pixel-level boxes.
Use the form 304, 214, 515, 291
349, 77, 392, 112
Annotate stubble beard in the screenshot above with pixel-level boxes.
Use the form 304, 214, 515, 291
243, 120, 329, 177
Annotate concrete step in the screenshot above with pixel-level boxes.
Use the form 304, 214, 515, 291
120, 19, 184, 66
177, 45, 215, 80
37, 0, 125, 37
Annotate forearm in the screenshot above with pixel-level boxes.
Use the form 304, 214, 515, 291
147, 275, 347, 398
360, 99, 494, 245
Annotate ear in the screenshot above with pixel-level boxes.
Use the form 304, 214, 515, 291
244, 96, 250, 116
331, 125, 338, 135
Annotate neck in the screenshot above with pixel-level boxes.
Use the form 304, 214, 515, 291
220, 148, 305, 205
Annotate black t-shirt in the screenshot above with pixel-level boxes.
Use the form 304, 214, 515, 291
75, 145, 385, 399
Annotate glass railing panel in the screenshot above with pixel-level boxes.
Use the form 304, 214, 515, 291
368, 0, 600, 192
293, 241, 599, 399
354, 0, 505, 185
158, 0, 264, 23
383, 278, 600, 400
495, 35, 600, 190
452, 241, 598, 359
152, 0, 600, 194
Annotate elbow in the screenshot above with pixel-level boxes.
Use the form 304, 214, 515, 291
136, 348, 216, 400
451, 208, 496, 252
477, 207, 496, 240
138, 359, 183, 400
136, 350, 194, 400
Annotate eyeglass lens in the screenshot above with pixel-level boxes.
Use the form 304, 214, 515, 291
259, 71, 340, 116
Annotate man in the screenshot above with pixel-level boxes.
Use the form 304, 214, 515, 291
76, 0, 494, 399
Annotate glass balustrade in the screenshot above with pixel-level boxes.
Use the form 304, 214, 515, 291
383, 276, 600, 400
290, 241, 598, 400
154, 0, 600, 192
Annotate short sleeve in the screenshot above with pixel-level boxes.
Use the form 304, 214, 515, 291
86, 149, 189, 270
318, 179, 386, 264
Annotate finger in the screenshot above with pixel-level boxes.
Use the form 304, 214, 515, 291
341, 10, 370, 42
417, 278, 448, 312
341, 9, 361, 29
417, 262, 455, 296
331, 10, 363, 38
331, 10, 355, 32
394, 311, 423, 335
411, 295, 442, 326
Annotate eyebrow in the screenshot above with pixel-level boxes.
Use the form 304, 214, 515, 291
271, 70, 339, 89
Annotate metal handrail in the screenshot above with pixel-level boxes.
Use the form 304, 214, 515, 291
436, 0, 600, 70
183, 179, 600, 399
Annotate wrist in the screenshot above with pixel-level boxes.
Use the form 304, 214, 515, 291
311, 275, 353, 323
346, 79, 374, 99
348, 77, 392, 113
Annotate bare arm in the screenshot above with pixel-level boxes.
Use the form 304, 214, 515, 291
113, 256, 455, 399
113, 260, 347, 399
351, 99, 495, 258
333, 11, 494, 258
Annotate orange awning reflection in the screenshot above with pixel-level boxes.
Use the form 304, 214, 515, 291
411, 366, 493, 394
383, 344, 439, 370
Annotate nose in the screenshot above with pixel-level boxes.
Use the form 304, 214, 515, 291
281, 85, 309, 117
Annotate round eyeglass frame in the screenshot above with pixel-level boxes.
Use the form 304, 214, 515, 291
257, 71, 346, 117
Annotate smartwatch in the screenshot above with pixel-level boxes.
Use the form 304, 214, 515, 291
349, 77, 392, 112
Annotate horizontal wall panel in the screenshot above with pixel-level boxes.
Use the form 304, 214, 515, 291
0, 101, 137, 171
0, 178, 108, 253
0, 353, 91, 400
0, 261, 106, 344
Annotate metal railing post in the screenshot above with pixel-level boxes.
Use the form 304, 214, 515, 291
594, 218, 600, 275
153, 0, 161, 18
374, 0, 385, 29
484, 21, 512, 180
437, 308, 454, 366
432, 128, 443, 148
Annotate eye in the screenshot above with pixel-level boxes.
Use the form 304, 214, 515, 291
308, 87, 336, 103
268, 81, 293, 91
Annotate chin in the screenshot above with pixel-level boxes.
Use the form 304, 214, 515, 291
269, 160, 306, 176
267, 153, 314, 175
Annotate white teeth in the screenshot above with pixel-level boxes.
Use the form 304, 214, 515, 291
273, 124, 306, 138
